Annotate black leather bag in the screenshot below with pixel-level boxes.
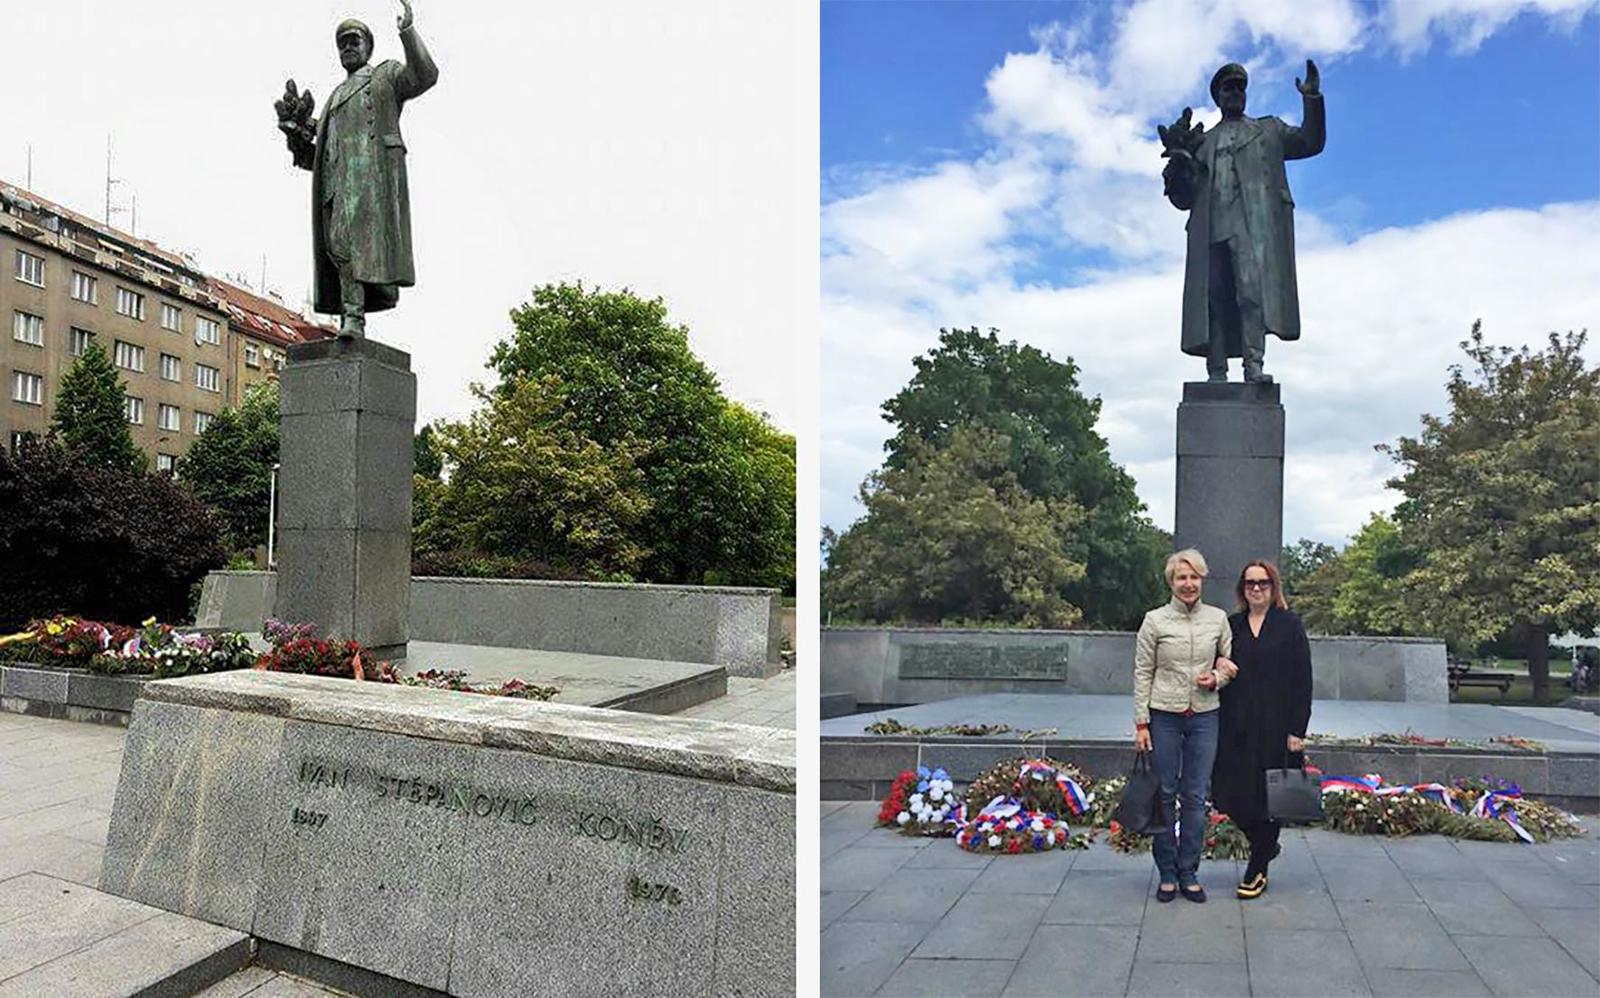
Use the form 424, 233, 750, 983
1112, 751, 1163, 835
1266, 752, 1323, 825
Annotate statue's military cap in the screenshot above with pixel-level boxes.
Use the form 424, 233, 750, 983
1210, 62, 1248, 101
335, 18, 373, 46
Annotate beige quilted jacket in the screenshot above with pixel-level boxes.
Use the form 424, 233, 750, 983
1133, 597, 1233, 724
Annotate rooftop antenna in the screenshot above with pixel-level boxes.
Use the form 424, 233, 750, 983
104, 135, 126, 228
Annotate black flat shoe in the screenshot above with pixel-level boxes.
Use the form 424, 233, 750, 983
1182, 885, 1207, 903
1156, 884, 1177, 903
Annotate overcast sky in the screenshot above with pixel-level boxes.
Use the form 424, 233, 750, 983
2, 0, 808, 431
822, 0, 1600, 549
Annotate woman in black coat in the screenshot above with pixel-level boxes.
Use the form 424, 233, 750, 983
1211, 559, 1312, 899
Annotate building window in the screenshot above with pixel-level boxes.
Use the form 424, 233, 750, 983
194, 410, 214, 434
158, 403, 181, 431
71, 271, 98, 304
124, 396, 144, 425
244, 343, 261, 368
160, 303, 182, 331
69, 327, 95, 356
195, 315, 221, 345
272, 352, 286, 372
114, 340, 146, 373
10, 430, 38, 453
12, 311, 44, 346
160, 353, 181, 381
196, 364, 220, 392
11, 371, 43, 406
115, 287, 145, 320
13, 250, 44, 287
156, 453, 177, 473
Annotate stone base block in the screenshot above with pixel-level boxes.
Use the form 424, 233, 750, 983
100, 671, 796, 996
1174, 381, 1284, 602
274, 337, 415, 653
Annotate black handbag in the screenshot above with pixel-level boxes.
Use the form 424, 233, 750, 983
1112, 751, 1163, 835
1265, 750, 1323, 825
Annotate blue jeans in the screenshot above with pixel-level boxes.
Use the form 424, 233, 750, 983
1148, 708, 1219, 886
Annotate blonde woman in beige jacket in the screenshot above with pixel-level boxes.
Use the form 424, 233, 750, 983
1132, 549, 1237, 903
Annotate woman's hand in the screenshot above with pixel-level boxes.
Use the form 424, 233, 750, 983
1135, 727, 1152, 752
1195, 671, 1218, 690
1287, 735, 1304, 752
1214, 656, 1238, 682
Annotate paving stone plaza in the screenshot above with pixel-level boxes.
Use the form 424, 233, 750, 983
821, 798, 1600, 997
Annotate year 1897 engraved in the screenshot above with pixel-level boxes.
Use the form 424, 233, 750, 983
626, 873, 682, 905
291, 807, 328, 829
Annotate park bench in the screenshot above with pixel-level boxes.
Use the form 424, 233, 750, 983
1448, 661, 1512, 694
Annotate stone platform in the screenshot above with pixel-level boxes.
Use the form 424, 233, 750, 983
403, 641, 728, 714
820, 693, 1600, 808
100, 671, 795, 997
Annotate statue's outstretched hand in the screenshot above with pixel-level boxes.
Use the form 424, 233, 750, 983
1296, 59, 1320, 97
397, 0, 414, 32
274, 79, 300, 132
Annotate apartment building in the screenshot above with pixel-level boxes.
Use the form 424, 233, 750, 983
0, 182, 331, 471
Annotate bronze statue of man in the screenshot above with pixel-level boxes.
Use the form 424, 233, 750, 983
1160, 61, 1324, 383
275, 1, 438, 338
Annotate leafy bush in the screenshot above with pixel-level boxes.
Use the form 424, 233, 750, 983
0, 440, 226, 630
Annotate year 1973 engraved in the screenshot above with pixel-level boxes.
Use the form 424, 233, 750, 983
291, 806, 328, 829
626, 873, 683, 905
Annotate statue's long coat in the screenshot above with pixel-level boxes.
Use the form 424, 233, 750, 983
298, 30, 437, 315
1179, 95, 1325, 357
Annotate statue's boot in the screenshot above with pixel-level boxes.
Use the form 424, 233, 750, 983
1243, 361, 1273, 384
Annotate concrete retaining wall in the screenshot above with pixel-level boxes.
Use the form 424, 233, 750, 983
821, 627, 1449, 706
197, 571, 783, 678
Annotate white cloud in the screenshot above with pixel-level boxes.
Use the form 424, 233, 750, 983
1380, 0, 1596, 56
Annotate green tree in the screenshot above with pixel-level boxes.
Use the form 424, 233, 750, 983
823, 427, 1086, 627
176, 381, 281, 554
1380, 323, 1600, 700
1279, 538, 1338, 600
50, 342, 143, 472
1293, 514, 1420, 636
485, 282, 795, 590
419, 375, 653, 580
414, 423, 443, 480
879, 327, 1166, 627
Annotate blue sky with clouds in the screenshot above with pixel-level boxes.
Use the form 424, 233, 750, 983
821, 0, 1600, 550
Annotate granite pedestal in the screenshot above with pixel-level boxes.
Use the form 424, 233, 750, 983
1174, 381, 1283, 597
98, 672, 796, 997
274, 338, 415, 659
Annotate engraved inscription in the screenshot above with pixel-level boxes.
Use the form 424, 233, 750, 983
627, 873, 683, 905
899, 643, 1068, 681
291, 806, 328, 829
575, 811, 689, 852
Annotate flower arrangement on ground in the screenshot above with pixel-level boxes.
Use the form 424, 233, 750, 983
1319, 773, 1584, 843
875, 766, 962, 836
953, 757, 1091, 853
1, 615, 254, 678
373, 664, 557, 701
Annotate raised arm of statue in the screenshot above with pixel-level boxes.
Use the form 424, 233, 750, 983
274, 79, 317, 171
1282, 59, 1325, 161
393, 3, 439, 103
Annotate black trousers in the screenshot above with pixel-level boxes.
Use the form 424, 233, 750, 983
1238, 817, 1280, 869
